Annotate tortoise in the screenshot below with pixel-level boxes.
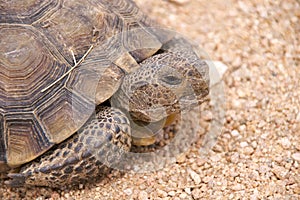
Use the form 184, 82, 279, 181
0, 0, 209, 187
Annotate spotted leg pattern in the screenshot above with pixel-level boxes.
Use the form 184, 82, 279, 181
5, 107, 131, 187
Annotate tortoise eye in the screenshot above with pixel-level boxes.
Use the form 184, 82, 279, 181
161, 75, 182, 85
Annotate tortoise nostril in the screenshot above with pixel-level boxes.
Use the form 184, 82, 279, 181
187, 70, 194, 77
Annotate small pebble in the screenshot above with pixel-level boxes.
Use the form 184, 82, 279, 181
157, 189, 168, 198
168, 191, 176, 197
188, 169, 201, 184
240, 141, 249, 148
176, 154, 186, 163
231, 130, 240, 137
202, 176, 211, 183
210, 154, 222, 162
292, 152, 300, 161
51, 192, 60, 199
243, 146, 254, 155
184, 187, 191, 194
272, 165, 289, 180
232, 184, 244, 191
279, 137, 291, 149
138, 191, 148, 200
124, 188, 133, 196
179, 192, 188, 199
192, 188, 202, 199
208, 60, 228, 87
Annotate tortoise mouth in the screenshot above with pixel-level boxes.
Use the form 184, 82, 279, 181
112, 85, 206, 123
130, 96, 200, 123
179, 94, 198, 107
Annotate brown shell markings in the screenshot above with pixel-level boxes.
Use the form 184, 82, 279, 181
0, 0, 164, 169
0, 0, 110, 167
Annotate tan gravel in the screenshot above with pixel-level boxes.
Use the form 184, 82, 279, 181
1, 0, 299, 199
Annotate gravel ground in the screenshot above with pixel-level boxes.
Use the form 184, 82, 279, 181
1, 0, 299, 199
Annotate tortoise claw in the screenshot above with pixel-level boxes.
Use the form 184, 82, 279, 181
5, 173, 26, 187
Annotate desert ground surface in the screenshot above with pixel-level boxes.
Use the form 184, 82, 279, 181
0, 0, 299, 199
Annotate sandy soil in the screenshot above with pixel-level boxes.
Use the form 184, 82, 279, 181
1, 0, 299, 199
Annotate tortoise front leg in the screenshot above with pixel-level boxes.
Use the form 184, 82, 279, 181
6, 107, 131, 188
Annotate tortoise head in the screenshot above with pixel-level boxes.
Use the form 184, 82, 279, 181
112, 52, 209, 123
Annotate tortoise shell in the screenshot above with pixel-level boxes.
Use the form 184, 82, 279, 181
0, 0, 168, 170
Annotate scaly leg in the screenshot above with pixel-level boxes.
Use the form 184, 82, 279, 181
6, 107, 131, 187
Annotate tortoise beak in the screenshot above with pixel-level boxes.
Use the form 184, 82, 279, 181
131, 125, 156, 146
130, 116, 168, 146
131, 135, 156, 146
